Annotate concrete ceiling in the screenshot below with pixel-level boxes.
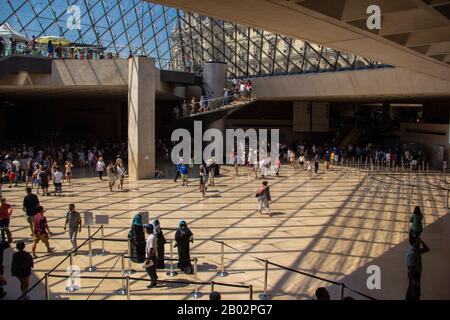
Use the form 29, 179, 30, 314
150, 0, 450, 80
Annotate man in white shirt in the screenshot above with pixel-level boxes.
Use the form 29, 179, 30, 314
53, 167, 64, 196
144, 224, 158, 288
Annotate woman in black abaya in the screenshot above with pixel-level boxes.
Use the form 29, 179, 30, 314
152, 219, 166, 269
128, 213, 146, 263
175, 220, 193, 274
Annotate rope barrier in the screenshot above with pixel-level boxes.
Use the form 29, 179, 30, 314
17, 225, 103, 300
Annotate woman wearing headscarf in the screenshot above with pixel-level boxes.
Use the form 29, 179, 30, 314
128, 213, 146, 263
175, 220, 193, 274
152, 219, 166, 269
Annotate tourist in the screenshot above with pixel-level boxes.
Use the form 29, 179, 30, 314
153, 219, 166, 269
223, 88, 229, 105
64, 204, 82, 254
239, 80, 246, 100
116, 162, 125, 190
289, 150, 296, 167
315, 287, 330, 300
174, 159, 182, 183
65, 161, 74, 185
256, 181, 272, 217
252, 155, 259, 179
406, 236, 430, 300
259, 157, 267, 179
106, 161, 117, 191
7, 162, 16, 188
233, 153, 239, 177
199, 165, 207, 198
11, 240, 33, 300
31, 36, 37, 53
306, 159, 312, 181
0, 198, 13, 229
175, 220, 193, 274
409, 206, 423, 240
207, 158, 216, 187
53, 167, 63, 196
325, 150, 331, 172
39, 166, 50, 196
56, 43, 62, 59
199, 96, 206, 112
314, 154, 319, 175
181, 100, 187, 117
23, 187, 40, 236
180, 161, 189, 187
298, 153, 305, 170
210, 291, 221, 300
190, 97, 196, 115
128, 214, 146, 263
143, 224, 158, 288
31, 206, 55, 258
47, 40, 54, 58
0, 37, 4, 57
96, 156, 106, 181
10, 38, 16, 55
154, 167, 164, 178
25, 160, 34, 189
32, 165, 41, 194
274, 157, 281, 177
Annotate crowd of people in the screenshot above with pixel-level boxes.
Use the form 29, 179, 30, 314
0, 142, 128, 195
0, 35, 133, 60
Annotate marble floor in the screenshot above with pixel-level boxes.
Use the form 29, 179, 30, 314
2, 165, 450, 300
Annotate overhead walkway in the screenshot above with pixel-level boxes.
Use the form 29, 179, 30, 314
174, 97, 258, 122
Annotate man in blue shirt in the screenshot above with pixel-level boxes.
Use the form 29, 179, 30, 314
174, 159, 182, 183
406, 236, 430, 300
180, 162, 189, 187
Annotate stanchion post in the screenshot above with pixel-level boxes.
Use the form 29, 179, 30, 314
125, 239, 136, 275
259, 260, 270, 300
339, 283, 345, 300
217, 241, 229, 277
45, 273, 50, 300
98, 225, 108, 256
85, 225, 97, 272
166, 240, 178, 277
249, 285, 253, 300
126, 276, 131, 300
191, 258, 203, 298
211, 282, 215, 293
116, 255, 127, 295
65, 251, 80, 292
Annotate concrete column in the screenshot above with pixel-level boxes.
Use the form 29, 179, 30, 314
203, 62, 227, 109
128, 57, 156, 181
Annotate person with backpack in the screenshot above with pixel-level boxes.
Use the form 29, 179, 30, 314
180, 161, 189, 187
38, 166, 50, 196
31, 206, 55, 258
256, 181, 272, 217
23, 187, 40, 236
11, 240, 34, 300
